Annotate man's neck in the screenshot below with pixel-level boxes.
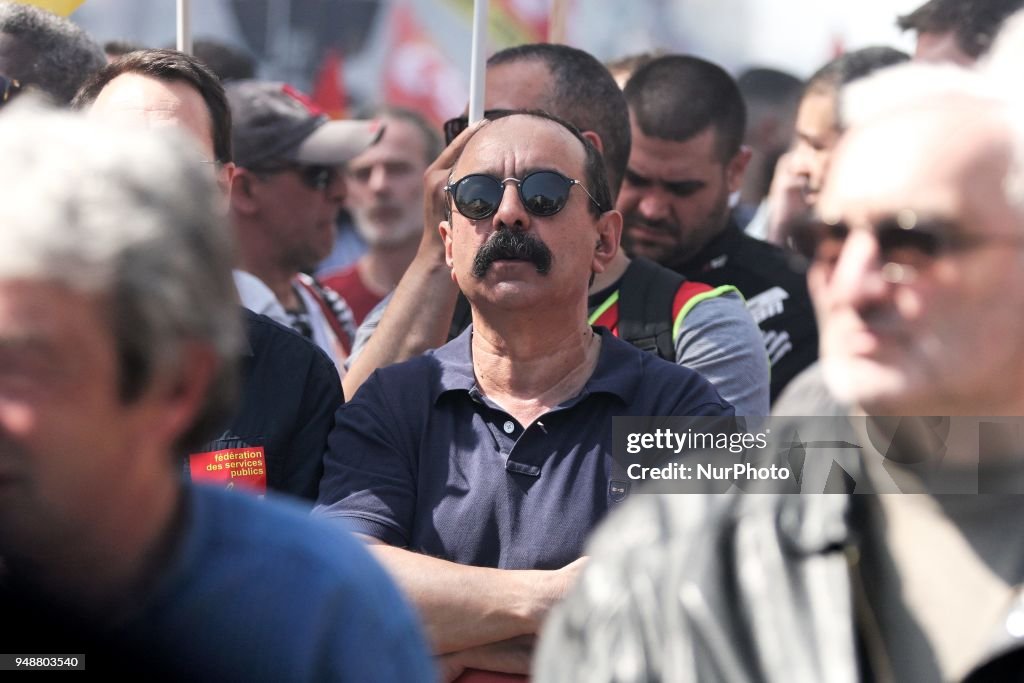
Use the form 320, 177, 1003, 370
589, 251, 629, 293
359, 238, 420, 297
239, 261, 300, 310
6, 463, 183, 621
678, 220, 736, 273
471, 312, 601, 427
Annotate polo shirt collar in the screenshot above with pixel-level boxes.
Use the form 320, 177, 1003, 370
430, 325, 642, 406
431, 326, 476, 401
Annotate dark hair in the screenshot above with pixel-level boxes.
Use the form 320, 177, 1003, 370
805, 46, 910, 97
104, 39, 144, 58
624, 55, 746, 162
0, 2, 105, 105
72, 48, 233, 164
604, 50, 664, 83
190, 38, 257, 82
450, 109, 612, 219
897, 0, 1024, 58
487, 43, 630, 200
737, 67, 804, 107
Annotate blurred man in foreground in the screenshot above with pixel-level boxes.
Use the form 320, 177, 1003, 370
0, 105, 433, 680
536, 63, 1024, 682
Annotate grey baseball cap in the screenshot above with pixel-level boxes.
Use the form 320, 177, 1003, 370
226, 80, 383, 168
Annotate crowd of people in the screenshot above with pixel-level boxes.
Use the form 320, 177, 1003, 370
3, 0, 1024, 680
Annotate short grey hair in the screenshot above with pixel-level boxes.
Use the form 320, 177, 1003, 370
0, 1, 105, 105
840, 62, 1024, 214
0, 103, 243, 453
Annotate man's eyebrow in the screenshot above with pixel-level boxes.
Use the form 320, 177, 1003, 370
0, 332, 53, 352
796, 130, 827, 150
663, 179, 705, 193
625, 169, 704, 191
0, 334, 61, 370
624, 168, 653, 184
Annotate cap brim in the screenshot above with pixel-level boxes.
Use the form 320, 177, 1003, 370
291, 119, 384, 165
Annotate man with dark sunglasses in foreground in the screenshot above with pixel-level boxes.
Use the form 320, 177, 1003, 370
226, 80, 382, 373
315, 111, 733, 680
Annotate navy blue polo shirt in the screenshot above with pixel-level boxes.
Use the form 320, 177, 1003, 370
315, 326, 732, 569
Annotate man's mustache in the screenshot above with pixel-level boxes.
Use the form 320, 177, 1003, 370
472, 229, 553, 278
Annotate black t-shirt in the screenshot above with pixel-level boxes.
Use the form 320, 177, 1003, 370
677, 219, 818, 402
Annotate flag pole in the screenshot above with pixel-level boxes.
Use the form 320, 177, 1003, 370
176, 0, 192, 55
467, 0, 489, 124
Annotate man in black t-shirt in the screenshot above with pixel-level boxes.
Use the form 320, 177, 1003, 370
617, 54, 818, 402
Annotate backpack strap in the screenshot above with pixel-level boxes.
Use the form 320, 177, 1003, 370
294, 274, 356, 354
448, 292, 473, 342
617, 257, 688, 361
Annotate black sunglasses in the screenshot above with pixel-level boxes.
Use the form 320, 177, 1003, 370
252, 163, 338, 192
445, 170, 601, 221
442, 109, 515, 145
0, 75, 23, 107
791, 214, 1024, 270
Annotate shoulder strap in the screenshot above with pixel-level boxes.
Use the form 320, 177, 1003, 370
295, 274, 356, 354
618, 257, 687, 361
448, 292, 473, 342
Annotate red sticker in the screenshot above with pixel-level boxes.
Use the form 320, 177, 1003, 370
189, 446, 267, 494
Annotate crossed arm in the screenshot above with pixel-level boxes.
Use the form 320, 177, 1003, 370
360, 535, 586, 679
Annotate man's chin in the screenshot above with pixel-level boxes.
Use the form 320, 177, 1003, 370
623, 238, 669, 264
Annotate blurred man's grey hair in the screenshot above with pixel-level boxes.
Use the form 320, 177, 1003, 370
0, 103, 243, 451
841, 62, 1024, 216
0, 2, 104, 104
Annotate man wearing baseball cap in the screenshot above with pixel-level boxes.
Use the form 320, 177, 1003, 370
227, 80, 382, 372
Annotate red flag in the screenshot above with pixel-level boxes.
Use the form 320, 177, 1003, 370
383, 3, 467, 128
312, 49, 348, 120
494, 0, 549, 44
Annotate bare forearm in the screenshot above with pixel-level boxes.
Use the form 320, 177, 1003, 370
438, 635, 536, 682
368, 544, 568, 655
343, 121, 491, 399
342, 250, 458, 397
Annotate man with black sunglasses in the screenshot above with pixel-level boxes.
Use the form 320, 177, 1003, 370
75, 51, 346, 505
345, 44, 770, 417
226, 79, 382, 373
316, 111, 733, 679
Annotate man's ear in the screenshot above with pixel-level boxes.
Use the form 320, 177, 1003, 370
726, 145, 753, 194
217, 162, 236, 202
581, 130, 605, 155
439, 219, 457, 282
136, 341, 219, 452
591, 209, 622, 274
229, 168, 261, 216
